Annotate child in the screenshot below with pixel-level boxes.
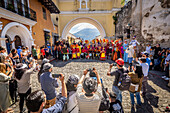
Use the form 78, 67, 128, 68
109, 92, 124, 113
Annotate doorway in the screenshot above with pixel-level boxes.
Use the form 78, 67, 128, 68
14, 35, 22, 48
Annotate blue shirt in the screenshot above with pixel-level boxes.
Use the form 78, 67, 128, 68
42, 96, 67, 113
17, 49, 22, 58
123, 43, 128, 50
146, 57, 151, 66
40, 72, 59, 100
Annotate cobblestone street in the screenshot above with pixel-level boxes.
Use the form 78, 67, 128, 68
12, 59, 170, 113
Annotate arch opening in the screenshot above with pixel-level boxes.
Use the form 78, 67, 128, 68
61, 17, 106, 41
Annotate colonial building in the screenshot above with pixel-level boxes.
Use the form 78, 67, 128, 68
52, 0, 122, 40
0, 0, 60, 50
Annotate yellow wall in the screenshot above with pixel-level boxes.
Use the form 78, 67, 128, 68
59, 13, 115, 38
29, 0, 58, 47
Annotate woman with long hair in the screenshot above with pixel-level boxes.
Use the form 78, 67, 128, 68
15, 60, 36, 113
128, 64, 143, 107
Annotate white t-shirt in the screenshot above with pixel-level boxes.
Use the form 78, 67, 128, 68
76, 84, 102, 113
67, 91, 79, 113
146, 46, 151, 54
130, 40, 140, 47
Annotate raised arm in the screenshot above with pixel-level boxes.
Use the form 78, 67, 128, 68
59, 74, 67, 98
78, 69, 88, 84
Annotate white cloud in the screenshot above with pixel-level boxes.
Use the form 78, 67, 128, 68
69, 23, 98, 34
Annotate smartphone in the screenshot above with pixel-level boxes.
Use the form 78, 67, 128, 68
52, 74, 61, 78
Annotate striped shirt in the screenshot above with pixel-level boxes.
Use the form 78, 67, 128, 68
76, 84, 102, 113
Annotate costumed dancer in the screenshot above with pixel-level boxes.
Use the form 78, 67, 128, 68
113, 40, 122, 61
123, 40, 128, 63
72, 45, 77, 59
100, 47, 106, 61
76, 44, 80, 59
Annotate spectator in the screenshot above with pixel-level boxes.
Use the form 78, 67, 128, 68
32, 45, 38, 60
76, 68, 102, 113
37, 58, 49, 82
163, 49, 170, 81
65, 74, 80, 113
143, 52, 152, 71
123, 40, 128, 63
40, 46, 46, 59
136, 57, 149, 97
154, 44, 161, 67
109, 92, 124, 113
129, 36, 140, 47
0, 47, 8, 57
15, 61, 36, 113
26, 73, 67, 113
146, 44, 151, 54
9, 49, 20, 65
44, 46, 49, 59
128, 64, 143, 107
6, 39, 15, 54
149, 47, 155, 70
107, 58, 128, 102
17, 46, 22, 59
47, 44, 52, 56
0, 73, 13, 113
126, 45, 134, 71
40, 63, 59, 108
21, 47, 28, 64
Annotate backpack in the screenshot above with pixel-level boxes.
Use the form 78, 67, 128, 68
99, 85, 110, 111
117, 69, 131, 91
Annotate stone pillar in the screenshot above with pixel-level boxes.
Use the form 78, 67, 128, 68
0, 38, 7, 48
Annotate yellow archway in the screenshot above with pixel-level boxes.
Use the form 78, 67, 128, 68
61, 17, 106, 39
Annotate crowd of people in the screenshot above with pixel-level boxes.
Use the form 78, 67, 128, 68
0, 35, 170, 113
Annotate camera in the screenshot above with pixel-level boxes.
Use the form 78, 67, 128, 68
52, 74, 61, 78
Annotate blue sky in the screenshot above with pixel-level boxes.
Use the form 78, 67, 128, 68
69, 23, 100, 34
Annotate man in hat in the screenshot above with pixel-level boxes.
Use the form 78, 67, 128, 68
76, 68, 102, 113
107, 58, 128, 102
40, 63, 59, 108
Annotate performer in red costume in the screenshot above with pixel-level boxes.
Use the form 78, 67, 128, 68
113, 39, 122, 61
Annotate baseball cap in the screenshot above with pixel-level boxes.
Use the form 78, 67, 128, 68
110, 92, 117, 98
42, 58, 50, 64
43, 63, 53, 70
68, 75, 79, 85
115, 58, 124, 66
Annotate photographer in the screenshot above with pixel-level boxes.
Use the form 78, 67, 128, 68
26, 74, 67, 113
76, 68, 102, 113
107, 58, 128, 102
14, 60, 36, 113
40, 63, 59, 108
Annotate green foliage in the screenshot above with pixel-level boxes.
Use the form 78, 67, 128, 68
121, 0, 125, 5
112, 16, 118, 25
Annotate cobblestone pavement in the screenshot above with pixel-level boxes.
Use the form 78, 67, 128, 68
12, 59, 170, 113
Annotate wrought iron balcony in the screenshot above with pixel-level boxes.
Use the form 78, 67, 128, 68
0, 0, 37, 21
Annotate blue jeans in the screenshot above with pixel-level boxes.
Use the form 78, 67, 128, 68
130, 92, 141, 105
123, 52, 128, 62
128, 57, 133, 63
112, 86, 122, 102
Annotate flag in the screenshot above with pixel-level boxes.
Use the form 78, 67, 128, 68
96, 39, 99, 43
85, 40, 89, 44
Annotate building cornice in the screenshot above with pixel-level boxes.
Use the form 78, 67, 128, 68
0, 7, 37, 26
60, 8, 121, 14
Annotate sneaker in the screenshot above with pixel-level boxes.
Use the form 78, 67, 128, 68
136, 104, 142, 108
162, 76, 166, 78
164, 77, 170, 80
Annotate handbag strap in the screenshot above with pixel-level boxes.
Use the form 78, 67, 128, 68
68, 104, 78, 113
